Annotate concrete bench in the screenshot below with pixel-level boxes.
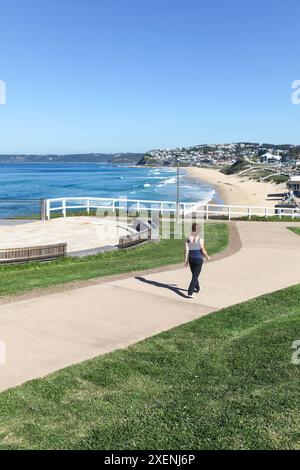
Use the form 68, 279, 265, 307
0, 243, 67, 264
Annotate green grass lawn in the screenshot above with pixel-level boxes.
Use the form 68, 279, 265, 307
0, 283, 299, 450
288, 227, 300, 236
215, 215, 300, 222
0, 223, 228, 297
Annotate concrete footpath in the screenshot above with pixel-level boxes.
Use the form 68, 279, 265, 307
0, 222, 300, 392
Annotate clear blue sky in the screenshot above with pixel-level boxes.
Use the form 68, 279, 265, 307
0, 0, 299, 154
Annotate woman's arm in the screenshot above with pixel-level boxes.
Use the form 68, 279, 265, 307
184, 242, 189, 266
200, 241, 211, 261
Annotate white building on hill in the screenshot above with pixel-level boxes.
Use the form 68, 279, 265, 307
260, 152, 282, 164
287, 176, 300, 196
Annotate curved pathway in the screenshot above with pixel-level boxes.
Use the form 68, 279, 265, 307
0, 221, 300, 392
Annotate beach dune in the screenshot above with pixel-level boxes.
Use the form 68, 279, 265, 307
186, 167, 286, 208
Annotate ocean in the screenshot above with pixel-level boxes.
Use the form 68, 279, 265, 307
0, 163, 218, 204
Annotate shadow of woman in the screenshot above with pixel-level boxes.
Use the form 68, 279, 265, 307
135, 276, 190, 299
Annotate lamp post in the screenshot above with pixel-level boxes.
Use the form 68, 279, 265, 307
176, 157, 180, 223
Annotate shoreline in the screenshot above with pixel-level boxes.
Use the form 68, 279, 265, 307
185, 167, 287, 207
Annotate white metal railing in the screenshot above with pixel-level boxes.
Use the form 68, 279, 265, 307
195, 203, 300, 220
45, 197, 300, 220
45, 197, 199, 219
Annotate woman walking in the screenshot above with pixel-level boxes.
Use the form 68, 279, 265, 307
184, 223, 210, 298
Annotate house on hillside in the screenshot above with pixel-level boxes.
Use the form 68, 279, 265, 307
287, 176, 300, 196
260, 152, 282, 164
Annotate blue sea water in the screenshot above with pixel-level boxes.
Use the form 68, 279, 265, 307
0, 163, 217, 204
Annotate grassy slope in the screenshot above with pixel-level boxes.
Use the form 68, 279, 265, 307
288, 227, 300, 236
0, 223, 228, 296
0, 284, 299, 450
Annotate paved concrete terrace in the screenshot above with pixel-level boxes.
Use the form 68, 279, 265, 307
0, 216, 133, 253
0, 221, 300, 392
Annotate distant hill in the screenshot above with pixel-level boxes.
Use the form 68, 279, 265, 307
0, 153, 144, 164
138, 142, 300, 167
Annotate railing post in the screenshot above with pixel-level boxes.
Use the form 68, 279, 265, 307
206, 205, 209, 220
87, 198, 90, 215
46, 199, 50, 220
40, 198, 46, 221
228, 205, 231, 221
248, 207, 251, 220
112, 199, 115, 213
279, 208, 282, 220
265, 208, 267, 219
160, 202, 164, 217
62, 198, 66, 218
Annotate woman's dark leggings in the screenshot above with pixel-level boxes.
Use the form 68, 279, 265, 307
188, 258, 203, 296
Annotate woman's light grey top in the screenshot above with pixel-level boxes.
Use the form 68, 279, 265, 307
186, 235, 203, 260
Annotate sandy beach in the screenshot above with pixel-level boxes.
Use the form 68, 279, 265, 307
186, 167, 287, 207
